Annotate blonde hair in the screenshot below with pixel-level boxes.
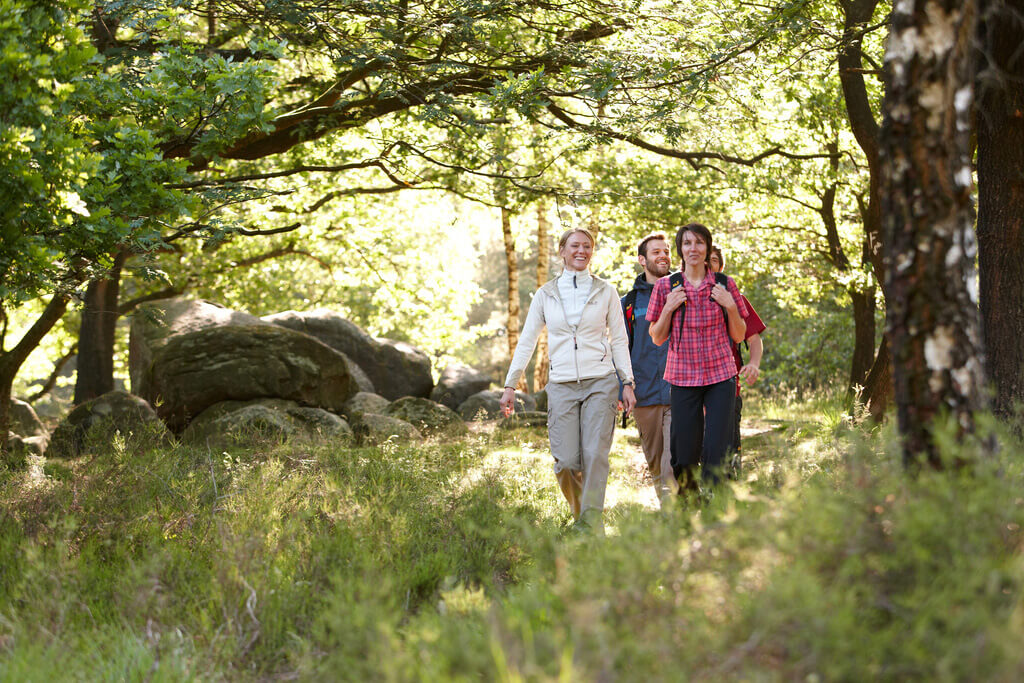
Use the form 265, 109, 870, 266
557, 227, 596, 251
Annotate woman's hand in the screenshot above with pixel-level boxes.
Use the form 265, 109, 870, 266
499, 387, 516, 417
665, 286, 687, 313
619, 384, 637, 416
710, 283, 737, 311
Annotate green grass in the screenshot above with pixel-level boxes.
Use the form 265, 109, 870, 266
2, 396, 1024, 680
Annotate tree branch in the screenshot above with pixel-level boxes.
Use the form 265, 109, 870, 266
545, 103, 842, 167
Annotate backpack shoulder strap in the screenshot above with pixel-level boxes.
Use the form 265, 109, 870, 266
668, 272, 686, 328
714, 272, 735, 340
622, 289, 638, 350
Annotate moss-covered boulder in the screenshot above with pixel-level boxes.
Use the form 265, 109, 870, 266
182, 399, 352, 448
263, 309, 433, 400
146, 324, 360, 431
498, 411, 549, 429
386, 396, 467, 435
429, 363, 492, 410
342, 392, 391, 421
351, 413, 421, 445
457, 390, 535, 421
46, 391, 170, 458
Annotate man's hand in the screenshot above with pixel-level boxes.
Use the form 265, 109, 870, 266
739, 363, 760, 385
499, 387, 516, 416
618, 384, 637, 416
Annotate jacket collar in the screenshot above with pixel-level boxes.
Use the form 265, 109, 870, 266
629, 273, 655, 293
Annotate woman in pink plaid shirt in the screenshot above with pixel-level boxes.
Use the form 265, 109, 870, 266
646, 223, 748, 495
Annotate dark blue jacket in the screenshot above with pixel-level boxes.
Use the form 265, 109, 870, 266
621, 275, 672, 406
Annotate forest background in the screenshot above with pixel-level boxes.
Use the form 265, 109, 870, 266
2, 0, 1024, 677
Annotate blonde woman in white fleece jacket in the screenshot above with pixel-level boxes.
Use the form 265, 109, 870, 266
500, 227, 636, 535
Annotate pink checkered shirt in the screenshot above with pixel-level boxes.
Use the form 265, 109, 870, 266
646, 271, 749, 387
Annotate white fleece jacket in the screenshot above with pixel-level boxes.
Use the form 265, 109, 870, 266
504, 272, 634, 388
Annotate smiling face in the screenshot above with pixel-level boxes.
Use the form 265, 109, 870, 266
560, 230, 594, 271
639, 238, 671, 278
679, 230, 708, 269
709, 252, 722, 273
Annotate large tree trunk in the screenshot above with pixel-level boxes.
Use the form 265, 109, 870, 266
74, 250, 128, 404
533, 202, 551, 391
976, 0, 1024, 422
861, 335, 892, 421
848, 284, 876, 392
880, 0, 988, 467
0, 294, 70, 457
501, 206, 528, 392
839, 0, 895, 417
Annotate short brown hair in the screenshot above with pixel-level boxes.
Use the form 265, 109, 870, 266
711, 246, 725, 269
674, 223, 713, 263
637, 232, 669, 258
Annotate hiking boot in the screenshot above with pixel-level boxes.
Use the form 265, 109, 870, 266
573, 509, 605, 537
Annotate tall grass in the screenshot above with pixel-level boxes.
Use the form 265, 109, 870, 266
2, 397, 1024, 680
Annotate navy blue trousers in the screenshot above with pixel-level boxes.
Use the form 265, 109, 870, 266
669, 378, 736, 486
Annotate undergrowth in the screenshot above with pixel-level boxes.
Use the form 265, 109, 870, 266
2, 394, 1023, 681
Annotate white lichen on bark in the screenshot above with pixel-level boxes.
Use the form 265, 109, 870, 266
924, 325, 955, 370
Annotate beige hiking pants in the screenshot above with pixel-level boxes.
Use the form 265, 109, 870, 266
632, 404, 678, 501
546, 373, 619, 518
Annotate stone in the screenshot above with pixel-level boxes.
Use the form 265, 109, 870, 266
146, 324, 360, 431
385, 396, 467, 435
10, 398, 46, 438
498, 411, 549, 429
46, 391, 171, 458
182, 398, 352, 448
429, 363, 493, 410
531, 389, 548, 413
342, 392, 391, 420
130, 298, 268, 401
351, 413, 422, 445
263, 309, 433, 400
457, 390, 535, 421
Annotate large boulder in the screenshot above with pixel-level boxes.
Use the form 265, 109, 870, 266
498, 411, 549, 429
457, 390, 536, 421
429, 363, 492, 410
263, 310, 433, 401
10, 398, 47, 438
342, 392, 391, 421
350, 413, 422, 445
146, 324, 361, 431
130, 298, 268, 401
385, 396, 467, 436
46, 391, 170, 458
182, 399, 352, 448
6, 399, 49, 461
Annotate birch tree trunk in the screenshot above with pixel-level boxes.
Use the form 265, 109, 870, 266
880, 0, 989, 466
533, 202, 551, 391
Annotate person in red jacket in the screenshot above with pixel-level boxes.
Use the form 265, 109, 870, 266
710, 246, 766, 477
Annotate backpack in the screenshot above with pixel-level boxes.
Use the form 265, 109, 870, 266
668, 271, 747, 361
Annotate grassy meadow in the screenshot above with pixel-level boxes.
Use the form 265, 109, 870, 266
2, 393, 1024, 681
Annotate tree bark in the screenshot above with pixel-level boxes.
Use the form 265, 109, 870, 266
839, 0, 895, 416
501, 206, 528, 392
880, 0, 988, 466
848, 284, 876, 392
74, 250, 128, 404
976, 0, 1024, 422
533, 202, 551, 391
0, 293, 70, 456
861, 335, 892, 421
